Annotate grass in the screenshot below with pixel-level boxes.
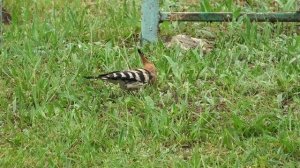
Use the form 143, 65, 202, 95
1, 0, 300, 167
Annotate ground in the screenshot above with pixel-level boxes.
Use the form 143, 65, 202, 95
1, 0, 300, 167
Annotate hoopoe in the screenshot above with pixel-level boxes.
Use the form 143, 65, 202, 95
84, 49, 156, 90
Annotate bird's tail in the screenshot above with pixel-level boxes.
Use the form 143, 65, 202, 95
84, 76, 101, 79
84, 71, 120, 80
84, 74, 106, 80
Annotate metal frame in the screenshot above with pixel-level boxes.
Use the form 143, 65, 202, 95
141, 0, 300, 44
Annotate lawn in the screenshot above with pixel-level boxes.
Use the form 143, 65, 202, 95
1, 0, 300, 167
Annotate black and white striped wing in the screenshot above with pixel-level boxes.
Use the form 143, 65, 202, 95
86, 68, 153, 89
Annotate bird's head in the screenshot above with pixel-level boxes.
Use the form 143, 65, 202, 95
137, 49, 156, 82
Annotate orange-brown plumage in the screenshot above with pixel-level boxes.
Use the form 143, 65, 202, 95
138, 49, 156, 83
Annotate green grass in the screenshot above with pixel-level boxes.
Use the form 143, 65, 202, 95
1, 0, 300, 167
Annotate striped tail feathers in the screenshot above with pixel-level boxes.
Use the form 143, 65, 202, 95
104, 69, 153, 83
84, 71, 120, 80
84, 74, 105, 80
86, 69, 152, 82
84, 68, 154, 90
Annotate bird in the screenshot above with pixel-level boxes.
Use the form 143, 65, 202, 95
84, 49, 156, 90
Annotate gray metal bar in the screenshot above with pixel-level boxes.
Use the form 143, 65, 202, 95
160, 12, 300, 22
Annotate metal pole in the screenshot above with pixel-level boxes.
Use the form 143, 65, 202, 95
141, 0, 160, 44
0, 0, 2, 25
160, 12, 300, 22
0, 0, 2, 45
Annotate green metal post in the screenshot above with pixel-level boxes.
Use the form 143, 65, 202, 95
0, 0, 2, 25
0, 0, 2, 45
141, 0, 160, 44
